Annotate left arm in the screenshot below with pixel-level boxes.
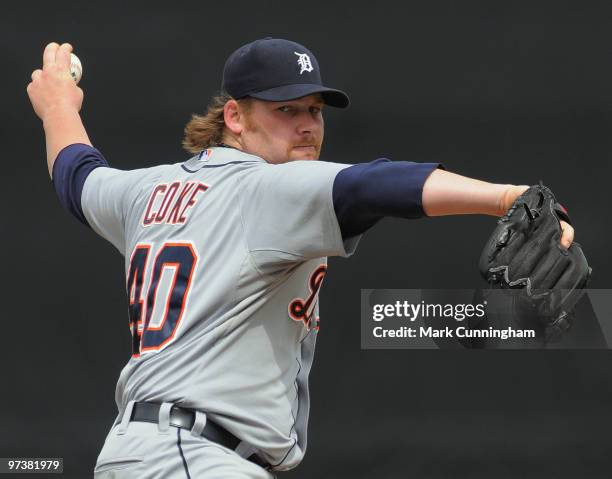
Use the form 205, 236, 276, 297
332, 160, 574, 248
422, 169, 573, 248
421, 169, 527, 217
26, 42, 91, 178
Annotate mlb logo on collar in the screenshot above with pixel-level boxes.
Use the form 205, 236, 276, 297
197, 149, 212, 162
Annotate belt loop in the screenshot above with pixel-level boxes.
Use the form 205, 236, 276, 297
190, 410, 207, 437
158, 402, 173, 434
116, 400, 136, 436
235, 440, 256, 459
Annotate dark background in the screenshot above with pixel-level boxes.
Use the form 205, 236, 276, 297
3, 1, 612, 478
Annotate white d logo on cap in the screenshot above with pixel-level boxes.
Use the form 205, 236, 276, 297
294, 52, 314, 75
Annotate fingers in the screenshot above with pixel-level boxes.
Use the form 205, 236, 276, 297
42, 42, 72, 72
43, 42, 59, 69
55, 43, 73, 71
27, 70, 42, 96
560, 221, 574, 249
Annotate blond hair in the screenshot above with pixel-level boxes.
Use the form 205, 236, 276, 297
182, 92, 252, 154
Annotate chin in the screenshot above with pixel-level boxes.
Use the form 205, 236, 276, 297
289, 151, 320, 162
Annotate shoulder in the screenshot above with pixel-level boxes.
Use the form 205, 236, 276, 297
236, 160, 354, 203
85, 162, 175, 187
251, 159, 354, 183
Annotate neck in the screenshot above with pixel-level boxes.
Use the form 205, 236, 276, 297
219, 134, 242, 151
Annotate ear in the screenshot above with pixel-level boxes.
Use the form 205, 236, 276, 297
223, 100, 243, 135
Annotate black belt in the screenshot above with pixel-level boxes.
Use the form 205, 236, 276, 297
130, 402, 271, 470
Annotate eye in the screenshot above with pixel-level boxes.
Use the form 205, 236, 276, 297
278, 105, 293, 113
309, 106, 322, 114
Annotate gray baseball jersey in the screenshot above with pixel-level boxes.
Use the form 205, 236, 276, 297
81, 146, 360, 470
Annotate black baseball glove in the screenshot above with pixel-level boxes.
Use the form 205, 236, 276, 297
478, 183, 591, 342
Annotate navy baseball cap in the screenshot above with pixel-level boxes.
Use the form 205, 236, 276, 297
222, 38, 350, 108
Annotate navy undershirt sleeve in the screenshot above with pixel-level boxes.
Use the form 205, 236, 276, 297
332, 159, 443, 239
51, 143, 109, 226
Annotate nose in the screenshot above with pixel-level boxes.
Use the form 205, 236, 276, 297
296, 110, 321, 136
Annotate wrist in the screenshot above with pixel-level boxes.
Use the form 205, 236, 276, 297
42, 104, 81, 127
498, 184, 529, 216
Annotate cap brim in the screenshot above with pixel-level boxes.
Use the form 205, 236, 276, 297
248, 83, 350, 108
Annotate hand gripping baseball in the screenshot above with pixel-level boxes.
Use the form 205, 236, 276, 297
27, 42, 83, 122
27, 42, 90, 176
479, 183, 592, 341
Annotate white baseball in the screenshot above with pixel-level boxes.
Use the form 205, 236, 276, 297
70, 53, 83, 84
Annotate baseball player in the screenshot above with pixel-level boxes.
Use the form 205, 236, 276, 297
27, 38, 576, 478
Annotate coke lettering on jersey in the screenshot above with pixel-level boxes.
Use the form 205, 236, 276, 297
142, 181, 209, 226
